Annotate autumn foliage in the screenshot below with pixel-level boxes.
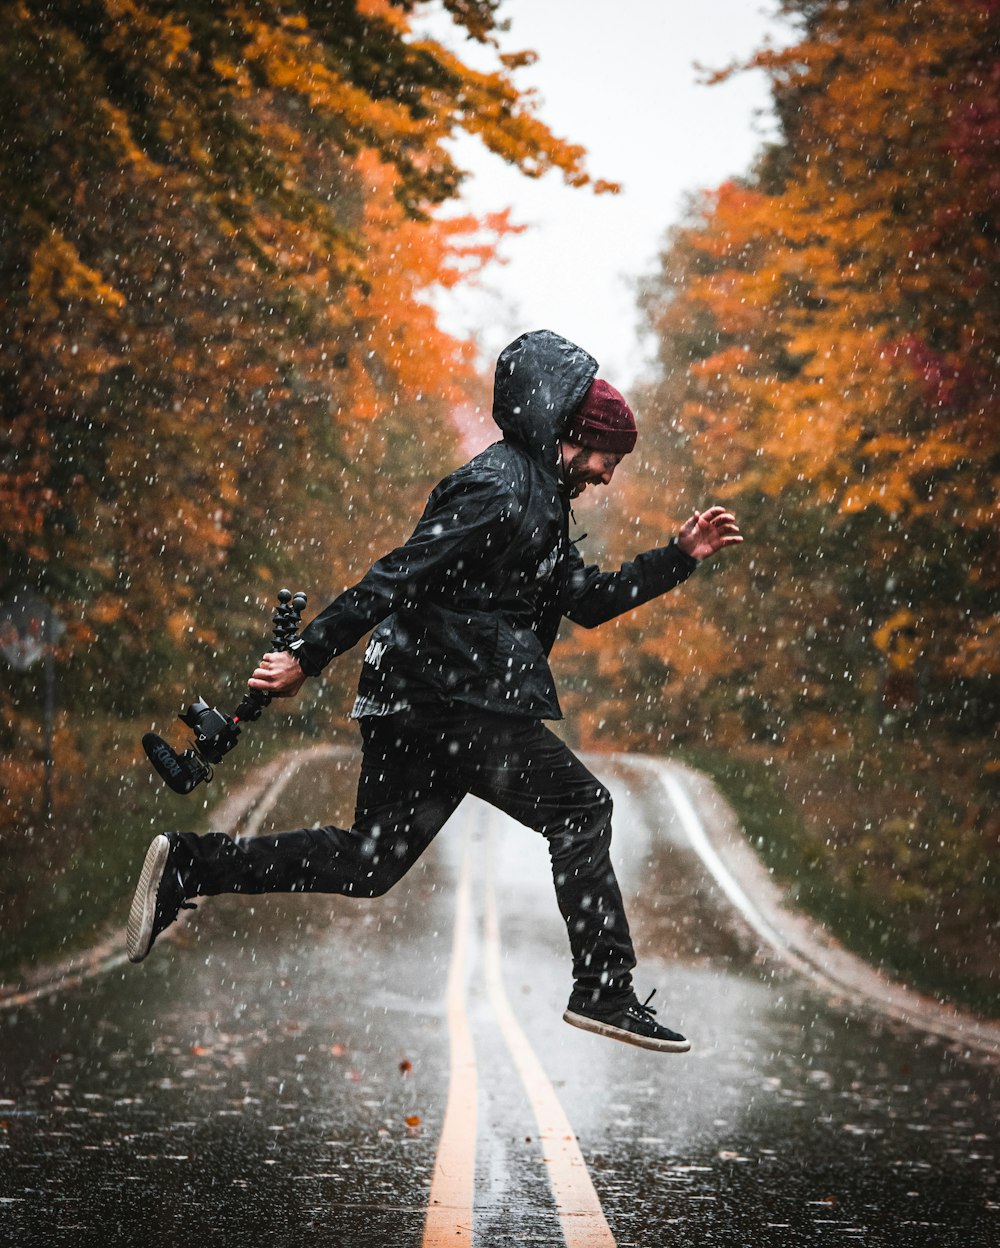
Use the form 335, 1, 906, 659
554, 0, 999, 1003
0, 1, 603, 838
595, 0, 999, 757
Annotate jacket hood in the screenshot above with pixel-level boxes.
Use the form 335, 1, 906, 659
491, 330, 598, 474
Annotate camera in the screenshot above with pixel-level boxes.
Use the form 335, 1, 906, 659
142, 589, 307, 795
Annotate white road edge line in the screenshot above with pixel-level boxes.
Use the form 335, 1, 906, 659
0, 749, 315, 1010
422, 833, 477, 1247
649, 761, 1000, 1057
656, 767, 828, 987
483, 817, 617, 1248
239, 756, 306, 841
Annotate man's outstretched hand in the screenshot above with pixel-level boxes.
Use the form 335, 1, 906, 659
249, 650, 307, 699
676, 506, 743, 562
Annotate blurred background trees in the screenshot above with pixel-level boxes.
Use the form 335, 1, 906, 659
566, 0, 999, 1004
0, 0, 605, 960
614, 0, 999, 751
1, 0, 607, 716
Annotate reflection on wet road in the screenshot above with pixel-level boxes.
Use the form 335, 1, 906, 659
1, 752, 997, 1246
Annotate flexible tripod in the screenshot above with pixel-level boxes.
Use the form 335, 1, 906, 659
142, 588, 307, 795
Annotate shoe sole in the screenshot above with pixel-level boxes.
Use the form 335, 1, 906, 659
126, 834, 171, 963
563, 1008, 691, 1053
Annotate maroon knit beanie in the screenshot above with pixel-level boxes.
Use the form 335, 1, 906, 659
564, 379, 637, 455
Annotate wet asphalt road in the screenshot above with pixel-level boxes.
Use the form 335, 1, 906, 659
1, 751, 998, 1247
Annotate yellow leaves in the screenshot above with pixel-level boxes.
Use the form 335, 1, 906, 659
211, 56, 253, 91
160, 19, 191, 62
840, 478, 915, 516
98, 98, 162, 174
89, 596, 126, 626
166, 610, 193, 644
871, 610, 923, 672
28, 227, 126, 321
420, 39, 603, 193
356, 0, 407, 29
242, 19, 428, 149
101, 1, 193, 71
626, 0, 1000, 748
5, 0, 619, 729
692, 346, 752, 379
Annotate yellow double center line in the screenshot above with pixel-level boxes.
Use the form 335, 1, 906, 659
422, 839, 479, 1244
422, 818, 616, 1248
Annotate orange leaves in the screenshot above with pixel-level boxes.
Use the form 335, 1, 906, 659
1, 0, 612, 752
101, 1, 193, 71
89, 595, 127, 627
419, 37, 607, 193
691, 346, 753, 380
615, 0, 1000, 752
28, 227, 126, 322
355, 0, 408, 30
693, 180, 768, 257
871, 609, 920, 666
650, 0, 1000, 525
244, 20, 416, 143
334, 148, 501, 415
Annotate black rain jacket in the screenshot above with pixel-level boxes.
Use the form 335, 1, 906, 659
290, 329, 698, 720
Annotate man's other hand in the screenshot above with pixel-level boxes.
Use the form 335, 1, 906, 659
249, 650, 307, 698
676, 507, 743, 562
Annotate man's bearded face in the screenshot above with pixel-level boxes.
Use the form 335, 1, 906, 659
562, 445, 624, 498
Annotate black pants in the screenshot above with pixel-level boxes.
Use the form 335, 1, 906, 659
175, 706, 636, 1009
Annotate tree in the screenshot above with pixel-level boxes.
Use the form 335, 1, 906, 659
0, 0, 609, 831
618, 0, 1000, 754
0, 0, 608, 694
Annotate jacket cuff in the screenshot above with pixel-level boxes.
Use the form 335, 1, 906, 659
669, 536, 700, 574
287, 637, 325, 678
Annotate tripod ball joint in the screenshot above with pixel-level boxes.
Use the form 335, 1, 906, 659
271, 588, 308, 652
142, 588, 308, 795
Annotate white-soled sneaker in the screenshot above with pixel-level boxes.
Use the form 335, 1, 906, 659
563, 989, 690, 1053
126, 834, 196, 963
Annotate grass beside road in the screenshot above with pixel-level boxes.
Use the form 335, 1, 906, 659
1, 727, 221, 986
0, 715, 333, 988
681, 741, 1000, 1020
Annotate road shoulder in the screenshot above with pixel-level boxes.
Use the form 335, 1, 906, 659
7, 745, 1000, 1065
0, 744, 346, 1011
662, 758, 1000, 1060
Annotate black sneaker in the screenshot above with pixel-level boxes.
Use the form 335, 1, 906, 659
563, 990, 691, 1053
126, 834, 197, 963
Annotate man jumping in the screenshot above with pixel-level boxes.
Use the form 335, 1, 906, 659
127, 329, 741, 1053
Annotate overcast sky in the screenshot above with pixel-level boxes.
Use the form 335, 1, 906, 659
419, 1, 794, 389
